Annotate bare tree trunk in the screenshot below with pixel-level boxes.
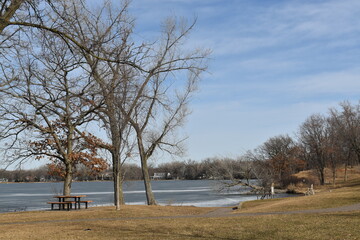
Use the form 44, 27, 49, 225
138, 138, 156, 205
141, 157, 156, 205
113, 162, 124, 209
63, 162, 73, 196
344, 162, 348, 182
112, 150, 125, 210
113, 161, 120, 209
319, 168, 325, 185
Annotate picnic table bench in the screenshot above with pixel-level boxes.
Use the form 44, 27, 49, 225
79, 200, 93, 209
47, 201, 75, 211
48, 195, 92, 210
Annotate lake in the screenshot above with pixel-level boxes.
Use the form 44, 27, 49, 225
0, 180, 290, 213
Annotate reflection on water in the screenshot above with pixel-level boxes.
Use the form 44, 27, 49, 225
0, 180, 291, 213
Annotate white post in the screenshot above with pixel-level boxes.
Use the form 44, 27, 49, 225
310, 184, 315, 195
271, 183, 275, 198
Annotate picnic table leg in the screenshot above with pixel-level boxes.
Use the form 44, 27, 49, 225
75, 198, 78, 209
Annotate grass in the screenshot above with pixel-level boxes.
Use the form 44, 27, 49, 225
238, 178, 360, 213
1, 172, 360, 239
0, 205, 213, 224
238, 167, 360, 213
1, 209, 360, 239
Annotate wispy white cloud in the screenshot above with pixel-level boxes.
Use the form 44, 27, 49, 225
189, 0, 360, 56
127, 0, 360, 160
276, 0, 360, 37
290, 68, 360, 95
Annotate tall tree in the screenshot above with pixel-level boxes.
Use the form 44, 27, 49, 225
260, 135, 304, 186
0, 29, 105, 195
328, 101, 360, 181
64, 1, 209, 206
118, 17, 209, 205
299, 114, 329, 185
58, 0, 138, 209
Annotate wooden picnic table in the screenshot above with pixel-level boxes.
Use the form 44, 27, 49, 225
49, 195, 92, 210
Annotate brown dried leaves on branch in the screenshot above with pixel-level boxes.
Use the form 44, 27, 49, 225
28, 121, 108, 178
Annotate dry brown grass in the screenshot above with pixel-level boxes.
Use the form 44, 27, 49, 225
292, 166, 360, 191
0, 205, 213, 224
1, 170, 360, 239
238, 173, 360, 214
1, 209, 360, 239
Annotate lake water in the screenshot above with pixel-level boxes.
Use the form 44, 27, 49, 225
0, 180, 290, 213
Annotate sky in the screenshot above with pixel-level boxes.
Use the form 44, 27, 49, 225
4, 0, 360, 169
129, 0, 360, 163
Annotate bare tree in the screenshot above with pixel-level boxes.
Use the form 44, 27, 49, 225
0, 30, 106, 195
259, 135, 304, 186
118, 18, 209, 205
299, 114, 329, 185
246, 147, 275, 189
64, 1, 209, 206
326, 114, 344, 186
56, 0, 140, 209
328, 101, 360, 181
239, 152, 257, 185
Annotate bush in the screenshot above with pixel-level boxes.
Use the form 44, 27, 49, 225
281, 174, 317, 189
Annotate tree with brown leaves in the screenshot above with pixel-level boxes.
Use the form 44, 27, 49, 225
0, 27, 105, 195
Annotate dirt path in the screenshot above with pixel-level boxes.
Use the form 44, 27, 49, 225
1, 203, 360, 226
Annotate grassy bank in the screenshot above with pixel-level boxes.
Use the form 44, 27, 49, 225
1, 177, 360, 239
1, 206, 359, 239
238, 177, 360, 214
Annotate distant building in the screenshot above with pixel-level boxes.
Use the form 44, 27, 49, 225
101, 172, 113, 181
0, 178, 8, 183
151, 172, 170, 180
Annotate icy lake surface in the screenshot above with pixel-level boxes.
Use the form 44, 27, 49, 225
0, 180, 291, 213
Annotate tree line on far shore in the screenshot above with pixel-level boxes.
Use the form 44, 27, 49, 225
0, 158, 251, 183
3, 100, 360, 192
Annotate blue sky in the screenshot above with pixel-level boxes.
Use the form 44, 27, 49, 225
5, 0, 360, 170
130, 0, 360, 162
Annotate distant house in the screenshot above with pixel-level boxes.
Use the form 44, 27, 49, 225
151, 172, 170, 180
0, 178, 8, 183
101, 172, 113, 181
